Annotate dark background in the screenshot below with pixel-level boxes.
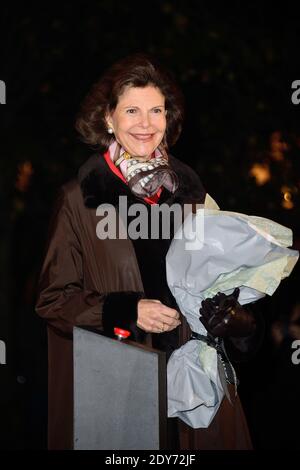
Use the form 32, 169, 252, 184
0, 1, 299, 450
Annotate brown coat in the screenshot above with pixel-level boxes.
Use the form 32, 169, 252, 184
36, 152, 252, 450
36, 152, 205, 449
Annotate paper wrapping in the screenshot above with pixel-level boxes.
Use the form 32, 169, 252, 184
166, 201, 299, 428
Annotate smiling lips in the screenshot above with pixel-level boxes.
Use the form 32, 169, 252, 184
130, 133, 154, 142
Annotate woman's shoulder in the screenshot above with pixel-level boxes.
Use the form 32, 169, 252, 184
169, 153, 206, 195
77, 153, 102, 184
169, 154, 202, 181
58, 153, 102, 204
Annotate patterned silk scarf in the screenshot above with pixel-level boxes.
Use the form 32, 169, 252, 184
109, 141, 179, 198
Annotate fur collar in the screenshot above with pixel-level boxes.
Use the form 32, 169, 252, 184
78, 152, 206, 208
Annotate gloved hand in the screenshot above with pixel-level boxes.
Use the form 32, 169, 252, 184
199, 288, 256, 338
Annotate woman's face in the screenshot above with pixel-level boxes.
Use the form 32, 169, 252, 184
106, 85, 167, 158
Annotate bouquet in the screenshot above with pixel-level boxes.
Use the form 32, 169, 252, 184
166, 198, 299, 428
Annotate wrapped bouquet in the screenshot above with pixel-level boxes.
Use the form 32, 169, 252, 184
166, 197, 299, 428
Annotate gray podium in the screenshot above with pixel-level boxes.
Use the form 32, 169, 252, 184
73, 327, 167, 450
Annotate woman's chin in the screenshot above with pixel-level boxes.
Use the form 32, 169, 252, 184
124, 134, 163, 157
127, 145, 156, 158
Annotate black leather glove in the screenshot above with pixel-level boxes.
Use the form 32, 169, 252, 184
199, 288, 256, 338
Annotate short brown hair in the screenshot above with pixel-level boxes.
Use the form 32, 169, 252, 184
75, 53, 185, 151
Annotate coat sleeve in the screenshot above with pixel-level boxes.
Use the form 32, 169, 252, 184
35, 186, 144, 337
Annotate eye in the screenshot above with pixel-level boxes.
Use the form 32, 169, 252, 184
152, 108, 163, 113
126, 108, 137, 114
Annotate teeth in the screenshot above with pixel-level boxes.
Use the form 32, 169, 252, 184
132, 134, 153, 140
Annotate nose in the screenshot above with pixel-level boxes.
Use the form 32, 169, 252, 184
139, 111, 151, 128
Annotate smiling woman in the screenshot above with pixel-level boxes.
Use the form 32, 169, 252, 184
105, 86, 167, 157
36, 53, 254, 451
103, 86, 179, 199
75, 53, 184, 151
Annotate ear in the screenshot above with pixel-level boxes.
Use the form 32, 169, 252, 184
105, 110, 114, 128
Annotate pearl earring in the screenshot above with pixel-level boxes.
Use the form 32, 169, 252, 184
107, 127, 114, 134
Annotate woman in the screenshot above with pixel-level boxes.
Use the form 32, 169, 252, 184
36, 53, 256, 450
